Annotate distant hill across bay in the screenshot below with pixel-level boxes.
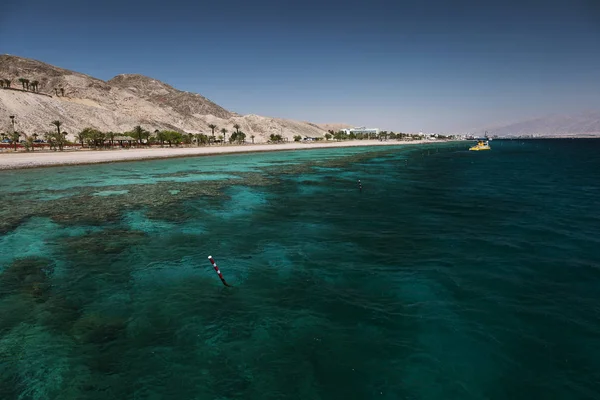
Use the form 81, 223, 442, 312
483, 110, 600, 138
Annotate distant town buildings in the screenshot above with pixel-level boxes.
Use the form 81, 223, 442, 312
341, 127, 380, 136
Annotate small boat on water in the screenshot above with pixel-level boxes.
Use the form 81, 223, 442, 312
469, 139, 491, 151
469, 131, 491, 151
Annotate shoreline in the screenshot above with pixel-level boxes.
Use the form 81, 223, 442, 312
0, 140, 446, 171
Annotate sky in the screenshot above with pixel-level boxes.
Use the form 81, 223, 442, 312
1, 0, 599, 133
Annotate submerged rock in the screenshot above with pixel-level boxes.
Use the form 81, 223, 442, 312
71, 313, 127, 344
0, 257, 54, 301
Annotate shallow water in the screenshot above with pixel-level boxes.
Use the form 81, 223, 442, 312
1, 141, 599, 399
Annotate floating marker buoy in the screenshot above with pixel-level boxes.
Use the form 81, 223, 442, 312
208, 256, 232, 287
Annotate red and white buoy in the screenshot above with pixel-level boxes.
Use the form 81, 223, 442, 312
208, 255, 232, 287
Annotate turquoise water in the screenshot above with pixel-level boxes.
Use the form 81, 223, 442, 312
1, 141, 600, 399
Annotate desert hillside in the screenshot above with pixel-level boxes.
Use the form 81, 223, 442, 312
0, 54, 337, 142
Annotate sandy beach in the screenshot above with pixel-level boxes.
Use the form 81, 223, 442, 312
0, 140, 437, 170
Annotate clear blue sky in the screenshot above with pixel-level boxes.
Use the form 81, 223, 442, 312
1, 0, 599, 133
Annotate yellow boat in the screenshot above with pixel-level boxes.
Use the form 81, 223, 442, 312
469, 139, 491, 151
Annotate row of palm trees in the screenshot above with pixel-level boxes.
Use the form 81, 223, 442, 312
0, 77, 65, 96
0, 78, 40, 92
17, 78, 40, 92
207, 123, 255, 144
126, 124, 251, 146
1, 120, 65, 151
2, 118, 259, 152
70, 125, 238, 149
73, 126, 209, 148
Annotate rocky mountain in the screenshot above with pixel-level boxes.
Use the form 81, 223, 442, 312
0, 54, 335, 142
486, 110, 600, 137
108, 74, 233, 120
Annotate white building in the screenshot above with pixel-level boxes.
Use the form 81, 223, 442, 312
341, 126, 380, 136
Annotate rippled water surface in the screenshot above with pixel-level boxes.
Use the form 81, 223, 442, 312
1, 140, 600, 399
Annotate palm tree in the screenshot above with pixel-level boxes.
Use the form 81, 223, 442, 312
0, 80, 4, 88
18, 78, 26, 90
195, 134, 209, 146
25, 134, 35, 152
76, 130, 87, 147
60, 87, 65, 97
156, 130, 167, 147
52, 129, 67, 151
30, 133, 38, 151
24, 79, 30, 90
208, 124, 217, 143
220, 128, 228, 145
4, 79, 11, 88
106, 132, 116, 147
81, 128, 105, 148
51, 120, 62, 136
132, 125, 146, 145
11, 131, 20, 151
54, 87, 58, 96
233, 124, 241, 134
236, 131, 246, 144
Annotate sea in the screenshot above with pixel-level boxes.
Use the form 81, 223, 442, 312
1, 139, 599, 400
